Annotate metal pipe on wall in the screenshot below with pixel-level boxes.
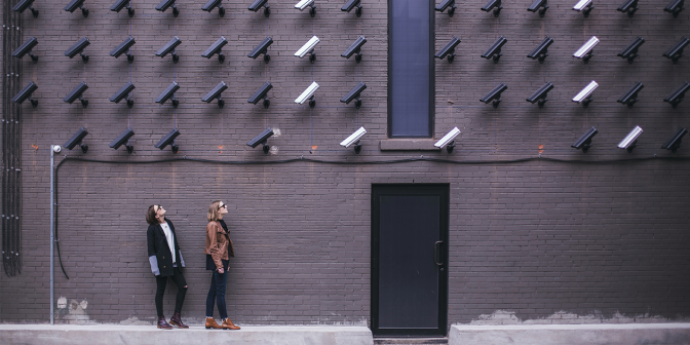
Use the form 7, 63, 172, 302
50, 146, 56, 325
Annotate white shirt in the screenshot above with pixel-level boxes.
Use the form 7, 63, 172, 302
160, 222, 176, 264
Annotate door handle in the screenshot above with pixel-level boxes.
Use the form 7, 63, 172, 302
434, 241, 443, 266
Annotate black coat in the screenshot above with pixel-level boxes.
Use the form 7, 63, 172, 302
147, 218, 184, 277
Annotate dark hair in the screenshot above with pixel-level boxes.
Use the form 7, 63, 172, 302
146, 205, 158, 225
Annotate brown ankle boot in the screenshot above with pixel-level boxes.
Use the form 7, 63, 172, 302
221, 318, 240, 330
205, 317, 223, 330
169, 312, 189, 329
157, 316, 173, 330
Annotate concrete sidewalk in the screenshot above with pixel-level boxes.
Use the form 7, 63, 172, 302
450, 323, 690, 345
0, 324, 374, 345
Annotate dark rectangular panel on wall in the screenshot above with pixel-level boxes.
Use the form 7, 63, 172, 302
372, 184, 448, 337
387, 0, 434, 138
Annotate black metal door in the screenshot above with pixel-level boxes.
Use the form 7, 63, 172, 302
371, 184, 449, 337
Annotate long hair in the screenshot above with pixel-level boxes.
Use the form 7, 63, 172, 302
146, 205, 158, 225
207, 200, 223, 222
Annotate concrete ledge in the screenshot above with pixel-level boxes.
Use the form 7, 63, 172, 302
379, 139, 440, 151
450, 323, 690, 345
0, 324, 373, 345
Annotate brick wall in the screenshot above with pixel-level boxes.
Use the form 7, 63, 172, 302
1, 0, 690, 327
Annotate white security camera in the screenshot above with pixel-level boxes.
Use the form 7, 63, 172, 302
295, 36, 320, 63
294, 81, 319, 108
617, 125, 643, 152
434, 127, 461, 153
572, 80, 598, 107
573, 36, 599, 63
340, 127, 367, 153
52, 145, 62, 153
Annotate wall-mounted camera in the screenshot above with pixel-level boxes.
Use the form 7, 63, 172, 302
110, 81, 135, 108
248, 81, 273, 109
201, 81, 228, 108
63, 81, 89, 108
571, 127, 597, 153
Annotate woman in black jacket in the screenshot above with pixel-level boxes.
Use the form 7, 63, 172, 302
146, 205, 189, 329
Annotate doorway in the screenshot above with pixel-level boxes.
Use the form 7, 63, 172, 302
371, 184, 449, 337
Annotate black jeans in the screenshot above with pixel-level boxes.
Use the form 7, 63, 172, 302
155, 267, 187, 318
205, 270, 228, 319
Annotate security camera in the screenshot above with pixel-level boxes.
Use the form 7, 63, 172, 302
527, 36, 554, 63
294, 81, 319, 108
295, 0, 316, 17
12, 81, 39, 108
295, 36, 320, 63
617, 125, 643, 152
617, 0, 638, 17
248, 37, 273, 63
572, 80, 598, 107
156, 0, 179, 16
247, 128, 274, 154
435, 36, 461, 63
434, 127, 461, 153
248, 0, 270, 17
617, 82, 644, 108
481, 0, 502, 16
52, 145, 62, 153
661, 127, 687, 152
13, 0, 39, 18
663, 37, 689, 64
63, 127, 89, 153
201, 81, 228, 108
109, 127, 135, 153
526, 82, 554, 108
527, 0, 548, 17
571, 127, 597, 153
110, 36, 136, 63
64, 0, 88, 17
341, 0, 362, 16
111, 0, 134, 16
664, 81, 690, 108
618, 37, 644, 64
340, 127, 366, 153
248, 81, 273, 109
110, 81, 135, 108
340, 82, 367, 109
64, 37, 90, 63
481, 36, 507, 64
12, 37, 39, 63
202, 0, 225, 17
156, 36, 182, 63
63, 81, 89, 108
155, 128, 180, 153
155, 81, 180, 108
202, 37, 228, 64
436, 0, 456, 16
573, 36, 599, 63
664, 0, 684, 17
480, 83, 508, 108
573, 0, 593, 17
342, 36, 367, 63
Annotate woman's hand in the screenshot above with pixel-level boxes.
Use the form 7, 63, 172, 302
217, 268, 224, 274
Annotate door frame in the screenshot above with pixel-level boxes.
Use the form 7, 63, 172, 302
370, 184, 449, 337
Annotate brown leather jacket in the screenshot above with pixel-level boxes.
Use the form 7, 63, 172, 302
204, 221, 235, 270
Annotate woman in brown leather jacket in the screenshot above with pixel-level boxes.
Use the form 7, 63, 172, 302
203, 200, 240, 330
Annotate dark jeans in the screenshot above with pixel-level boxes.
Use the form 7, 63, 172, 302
155, 267, 187, 318
205, 270, 228, 319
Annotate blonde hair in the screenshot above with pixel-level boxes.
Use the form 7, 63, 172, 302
207, 200, 223, 222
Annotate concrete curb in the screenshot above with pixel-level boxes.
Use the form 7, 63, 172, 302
449, 323, 690, 345
0, 324, 374, 345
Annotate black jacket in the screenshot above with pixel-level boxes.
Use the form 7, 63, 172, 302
147, 218, 185, 277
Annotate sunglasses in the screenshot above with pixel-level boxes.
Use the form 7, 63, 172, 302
219, 203, 227, 209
